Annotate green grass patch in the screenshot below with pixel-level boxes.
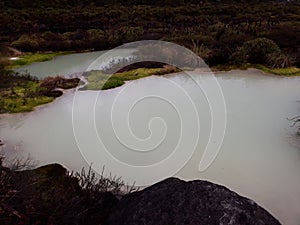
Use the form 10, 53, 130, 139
253, 65, 300, 76
0, 77, 55, 113
85, 67, 179, 90
1, 96, 54, 113
213, 64, 300, 76
9, 52, 72, 69
0, 81, 54, 113
212, 64, 252, 72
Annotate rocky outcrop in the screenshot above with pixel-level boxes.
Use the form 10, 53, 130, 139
0, 164, 118, 225
39, 76, 80, 97
0, 163, 281, 225
40, 76, 80, 90
106, 178, 281, 225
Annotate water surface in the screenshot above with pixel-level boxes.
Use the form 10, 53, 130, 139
1, 54, 300, 225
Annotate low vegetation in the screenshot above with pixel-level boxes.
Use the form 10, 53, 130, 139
0, 74, 80, 113
255, 65, 300, 76
0, 153, 137, 225
0, 71, 52, 113
0, 56, 80, 113
84, 65, 180, 90
1, 0, 299, 68
0, 0, 300, 114
213, 64, 300, 76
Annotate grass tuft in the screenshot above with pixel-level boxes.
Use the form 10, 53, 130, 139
213, 64, 300, 76
254, 65, 300, 76
85, 66, 180, 90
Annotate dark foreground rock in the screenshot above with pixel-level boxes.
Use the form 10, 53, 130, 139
106, 178, 281, 225
0, 163, 281, 225
0, 164, 118, 225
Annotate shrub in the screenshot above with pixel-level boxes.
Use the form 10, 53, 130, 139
229, 47, 247, 65
11, 34, 39, 52
266, 52, 296, 68
242, 38, 281, 64
190, 40, 213, 63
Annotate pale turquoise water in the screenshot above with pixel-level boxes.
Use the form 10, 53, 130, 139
1, 53, 300, 224
14, 49, 136, 79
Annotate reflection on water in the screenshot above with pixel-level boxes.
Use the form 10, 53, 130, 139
14, 49, 136, 79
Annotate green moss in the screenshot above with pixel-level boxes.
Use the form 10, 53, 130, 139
113, 68, 165, 81
213, 64, 300, 76
1, 95, 54, 113
85, 67, 179, 90
0, 77, 55, 113
253, 65, 300, 76
102, 79, 125, 90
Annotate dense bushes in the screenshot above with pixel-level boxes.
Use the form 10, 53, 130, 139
1, 1, 300, 67
266, 52, 296, 68
242, 38, 281, 64
11, 35, 40, 52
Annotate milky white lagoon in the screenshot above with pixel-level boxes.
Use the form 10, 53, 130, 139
1, 51, 300, 225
